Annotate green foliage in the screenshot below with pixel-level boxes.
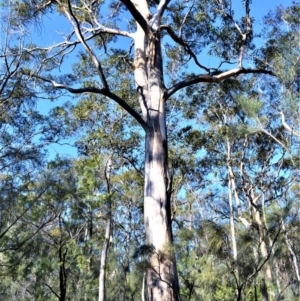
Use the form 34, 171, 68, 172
1, 1, 300, 301
237, 96, 264, 118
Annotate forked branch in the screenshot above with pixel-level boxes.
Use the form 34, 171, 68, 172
218, 0, 253, 68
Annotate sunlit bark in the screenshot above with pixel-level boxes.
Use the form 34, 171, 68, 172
125, 1, 180, 299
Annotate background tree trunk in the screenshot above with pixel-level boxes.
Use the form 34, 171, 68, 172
98, 157, 112, 301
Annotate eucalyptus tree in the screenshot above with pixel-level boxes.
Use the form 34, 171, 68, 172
6, 0, 280, 299
177, 72, 300, 301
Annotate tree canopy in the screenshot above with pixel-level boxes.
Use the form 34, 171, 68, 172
0, 0, 299, 300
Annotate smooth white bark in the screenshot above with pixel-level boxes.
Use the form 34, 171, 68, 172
226, 139, 238, 260
130, 2, 179, 300
98, 158, 112, 301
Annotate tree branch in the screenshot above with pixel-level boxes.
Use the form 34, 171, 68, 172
119, 0, 149, 33
62, 0, 109, 90
280, 111, 300, 139
39, 282, 60, 299
165, 68, 276, 99
24, 71, 148, 131
218, 0, 253, 68
178, 1, 195, 37
0, 187, 48, 241
149, 0, 171, 30
160, 24, 210, 73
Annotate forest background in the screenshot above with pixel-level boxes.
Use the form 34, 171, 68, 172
0, 0, 299, 301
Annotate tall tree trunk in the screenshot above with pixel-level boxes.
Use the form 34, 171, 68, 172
98, 157, 112, 301
226, 139, 238, 261
144, 44, 180, 296
240, 147, 275, 300
226, 138, 240, 300
253, 203, 275, 301
58, 214, 67, 301
132, 2, 180, 299
144, 114, 179, 301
